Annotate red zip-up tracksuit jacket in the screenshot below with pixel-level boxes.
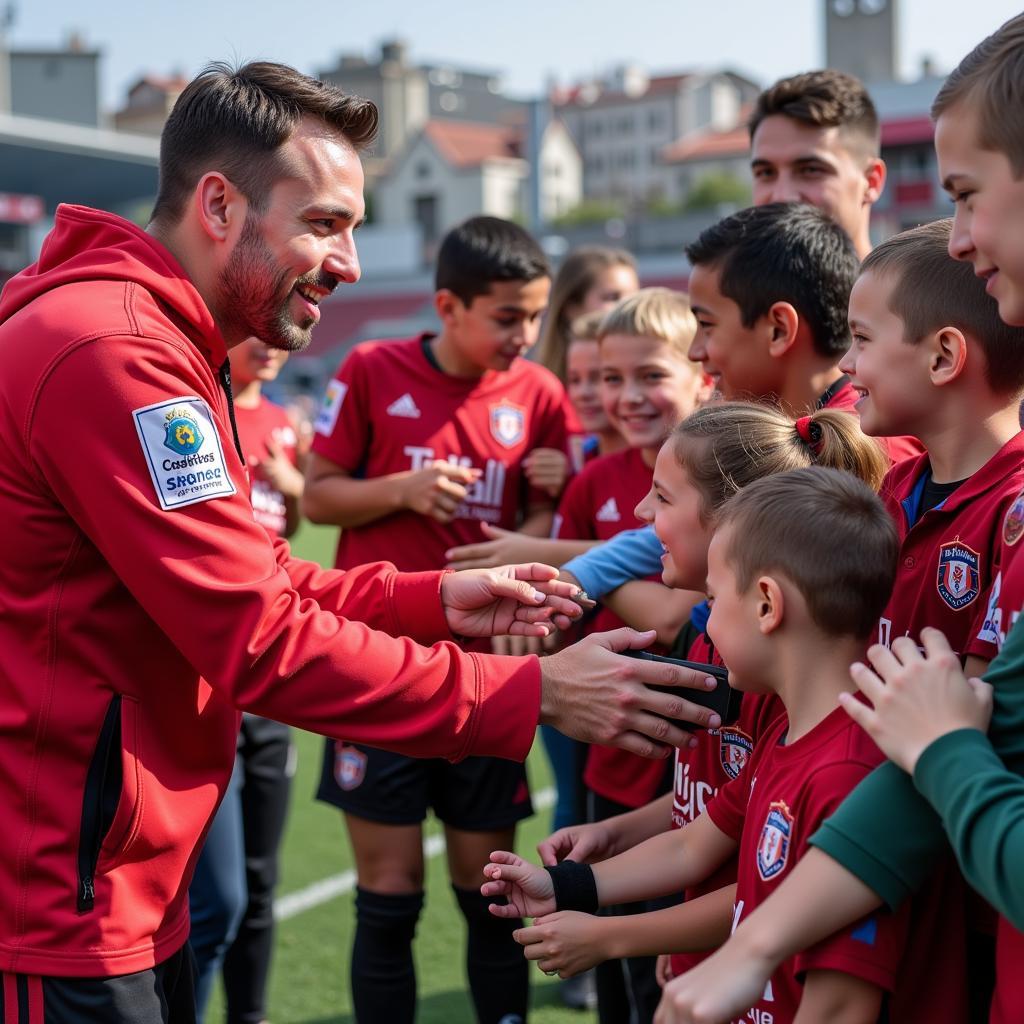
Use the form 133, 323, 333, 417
0, 205, 540, 977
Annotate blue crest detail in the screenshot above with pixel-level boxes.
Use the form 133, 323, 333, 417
756, 800, 793, 881
936, 539, 981, 610
163, 409, 204, 456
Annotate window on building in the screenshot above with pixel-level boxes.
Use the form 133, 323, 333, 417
648, 109, 664, 132
413, 194, 439, 243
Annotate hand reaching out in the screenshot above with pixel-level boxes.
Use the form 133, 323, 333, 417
481, 850, 557, 919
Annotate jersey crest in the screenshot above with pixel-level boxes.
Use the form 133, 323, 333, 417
334, 743, 367, 790
1004, 491, 1024, 547
718, 727, 753, 781
936, 538, 981, 610
756, 800, 793, 881
490, 401, 526, 449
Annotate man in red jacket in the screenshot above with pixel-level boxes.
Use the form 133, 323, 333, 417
0, 61, 716, 1022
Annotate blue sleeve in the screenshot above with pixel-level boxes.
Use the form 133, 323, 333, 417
562, 524, 664, 600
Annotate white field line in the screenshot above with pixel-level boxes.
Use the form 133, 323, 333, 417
275, 786, 556, 922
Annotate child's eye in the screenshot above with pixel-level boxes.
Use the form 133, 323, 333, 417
697, 319, 713, 332
951, 190, 974, 205
602, 375, 622, 385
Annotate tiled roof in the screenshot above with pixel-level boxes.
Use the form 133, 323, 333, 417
423, 120, 521, 167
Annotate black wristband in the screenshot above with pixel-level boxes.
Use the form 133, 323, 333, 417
544, 859, 599, 913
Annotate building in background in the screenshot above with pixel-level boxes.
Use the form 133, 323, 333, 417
114, 73, 188, 135
825, 0, 898, 84
0, 31, 100, 126
318, 39, 525, 173
554, 67, 760, 204
374, 117, 580, 257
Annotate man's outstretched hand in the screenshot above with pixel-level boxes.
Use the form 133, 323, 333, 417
540, 627, 723, 758
440, 563, 584, 638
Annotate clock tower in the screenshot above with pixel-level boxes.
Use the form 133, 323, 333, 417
825, 0, 898, 83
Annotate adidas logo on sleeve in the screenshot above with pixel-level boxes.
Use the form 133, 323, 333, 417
386, 393, 421, 418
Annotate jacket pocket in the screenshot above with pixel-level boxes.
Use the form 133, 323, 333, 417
76, 694, 123, 913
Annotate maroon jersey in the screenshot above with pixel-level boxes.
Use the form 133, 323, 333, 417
708, 705, 968, 1022
992, 918, 1024, 1024
707, 707, 907, 1020
877, 435, 1024, 663
312, 335, 572, 573
824, 378, 923, 466
554, 448, 669, 808
668, 629, 785, 978
235, 397, 299, 539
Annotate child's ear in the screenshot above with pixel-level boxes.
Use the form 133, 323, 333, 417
765, 302, 800, 359
434, 289, 465, 325
927, 326, 969, 387
755, 575, 784, 635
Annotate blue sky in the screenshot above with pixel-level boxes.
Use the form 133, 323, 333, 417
7, 0, 1023, 111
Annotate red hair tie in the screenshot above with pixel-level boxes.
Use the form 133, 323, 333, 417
795, 415, 823, 453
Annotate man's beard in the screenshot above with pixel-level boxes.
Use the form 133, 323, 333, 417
215, 214, 316, 353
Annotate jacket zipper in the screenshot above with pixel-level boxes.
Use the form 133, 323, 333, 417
218, 360, 245, 461
76, 694, 122, 912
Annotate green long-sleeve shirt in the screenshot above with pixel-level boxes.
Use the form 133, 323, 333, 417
810, 610, 1024, 927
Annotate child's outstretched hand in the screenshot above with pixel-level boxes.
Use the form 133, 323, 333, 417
514, 910, 609, 978
481, 850, 557, 919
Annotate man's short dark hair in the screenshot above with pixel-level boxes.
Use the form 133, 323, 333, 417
435, 217, 550, 305
749, 69, 880, 161
684, 202, 860, 357
152, 61, 378, 226
861, 219, 1024, 395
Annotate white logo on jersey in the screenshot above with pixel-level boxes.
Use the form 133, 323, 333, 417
673, 759, 715, 826
595, 497, 621, 523
314, 379, 348, 437
387, 393, 421, 418
404, 447, 507, 519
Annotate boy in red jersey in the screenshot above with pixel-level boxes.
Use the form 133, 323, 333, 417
552, 288, 710, 1023
483, 467, 952, 1023
303, 215, 573, 1024
685, 202, 920, 466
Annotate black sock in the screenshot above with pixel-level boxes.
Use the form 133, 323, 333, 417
453, 883, 529, 1024
351, 887, 423, 1024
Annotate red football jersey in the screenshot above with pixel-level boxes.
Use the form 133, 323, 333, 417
235, 397, 299, 539
707, 707, 908, 1020
312, 335, 572, 573
824, 378, 923, 466
554, 447, 670, 808
991, 917, 1024, 1024
876, 435, 1024, 663
669, 630, 785, 978
707, 705, 968, 1022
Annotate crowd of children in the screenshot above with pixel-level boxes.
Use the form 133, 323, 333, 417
177, 12, 1024, 1024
